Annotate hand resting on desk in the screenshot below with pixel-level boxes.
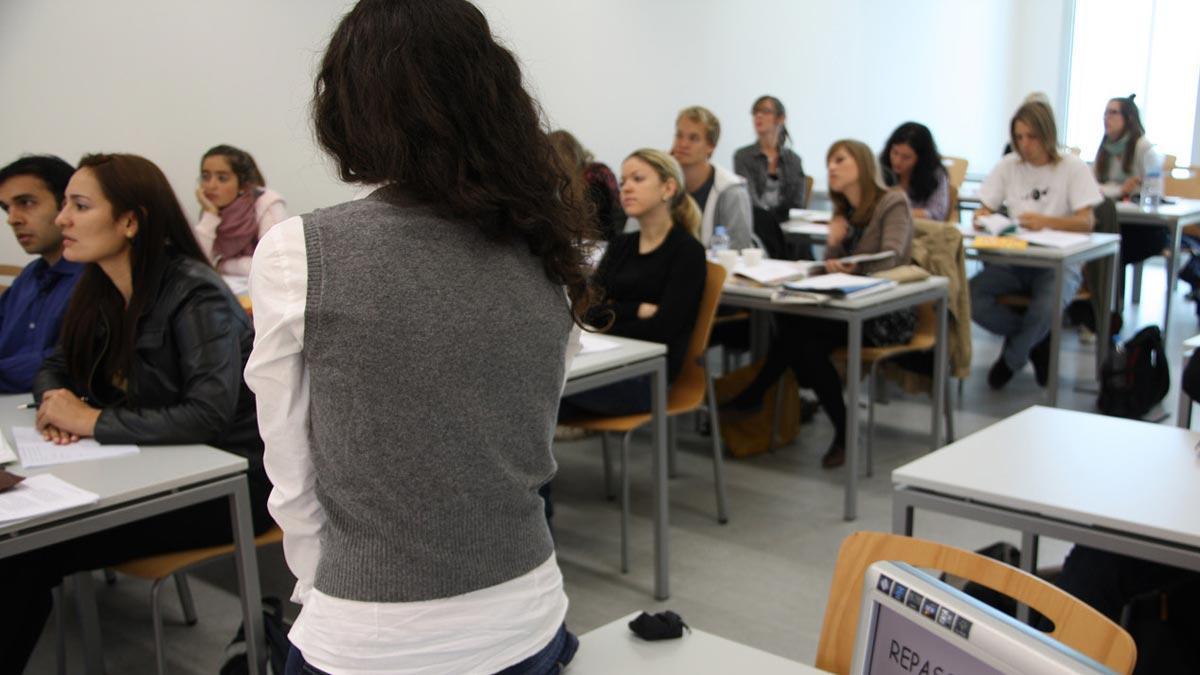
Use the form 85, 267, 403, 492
35, 389, 100, 445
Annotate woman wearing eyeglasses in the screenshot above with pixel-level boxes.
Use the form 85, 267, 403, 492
733, 95, 806, 215
969, 101, 1103, 390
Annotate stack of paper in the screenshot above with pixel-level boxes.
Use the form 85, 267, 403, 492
732, 259, 809, 286
1015, 230, 1089, 249
784, 273, 896, 298
0, 433, 15, 465
788, 209, 832, 223
12, 427, 139, 468
579, 334, 621, 355
976, 213, 1017, 236
0, 474, 99, 524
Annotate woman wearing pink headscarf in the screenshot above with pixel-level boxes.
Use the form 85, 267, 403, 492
193, 144, 287, 275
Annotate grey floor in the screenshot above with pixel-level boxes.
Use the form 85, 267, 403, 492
29, 259, 1198, 674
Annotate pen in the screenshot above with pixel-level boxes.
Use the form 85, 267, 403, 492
16, 402, 37, 410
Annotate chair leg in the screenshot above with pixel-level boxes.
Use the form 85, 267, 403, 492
53, 585, 66, 675
151, 578, 168, 675
705, 369, 730, 524
956, 377, 964, 410
600, 432, 615, 501
620, 431, 632, 574
944, 377, 956, 444
866, 364, 876, 478
174, 573, 198, 626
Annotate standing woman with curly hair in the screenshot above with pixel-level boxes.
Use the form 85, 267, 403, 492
880, 121, 951, 221
243, 1, 594, 672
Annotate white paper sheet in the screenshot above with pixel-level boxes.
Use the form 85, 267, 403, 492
0, 432, 15, 465
1015, 230, 1090, 249
788, 209, 833, 223
0, 474, 99, 524
976, 213, 1016, 235
222, 274, 250, 297
13, 427, 139, 468
732, 259, 809, 285
579, 334, 621, 355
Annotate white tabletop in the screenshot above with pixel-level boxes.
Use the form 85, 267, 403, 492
1115, 197, 1200, 224
723, 275, 949, 311
567, 334, 666, 380
958, 229, 1121, 261
572, 612, 828, 674
0, 394, 248, 537
892, 406, 1200, 549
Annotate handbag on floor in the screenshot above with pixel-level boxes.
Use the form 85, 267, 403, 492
714, 360, 801, 458
1097, 325, 1169, 419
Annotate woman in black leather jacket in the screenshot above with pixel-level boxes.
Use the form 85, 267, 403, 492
0, 153, 271, 672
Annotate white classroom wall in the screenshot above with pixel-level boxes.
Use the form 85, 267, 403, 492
0, 0, 1070, 265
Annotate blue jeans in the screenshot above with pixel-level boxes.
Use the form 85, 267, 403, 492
970, 263, 1081, 371
284, 624, 578, 675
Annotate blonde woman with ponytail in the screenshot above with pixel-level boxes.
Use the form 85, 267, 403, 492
559, 148, 707, 417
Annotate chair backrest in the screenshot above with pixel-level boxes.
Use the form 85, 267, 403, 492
815, 531, 1136, 675
1166, 165, 1200, 199
0, 263, 23, 278
945, 183, 959, 223
803, 175, 814, 207
668, 261, 727, 409
941, 156, 968, 189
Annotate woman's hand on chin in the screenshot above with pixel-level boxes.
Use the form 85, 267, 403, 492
35, 390, 100, 443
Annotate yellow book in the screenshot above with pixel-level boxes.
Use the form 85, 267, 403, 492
971, 235, 1029, 250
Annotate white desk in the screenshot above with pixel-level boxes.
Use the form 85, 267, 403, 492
720, 276, 951, 521
1115, 198, 1200, 346
563, 336, 671, 600
0, 395, 265, 675
572, 612, 829, 674
893, 406, 1200, 583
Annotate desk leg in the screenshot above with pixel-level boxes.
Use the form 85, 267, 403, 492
931, 295, 948, 449
651, 358, 670, 600
844, 318, 863, 522
1164, 222, 1182, 347
1046, 266, 1065, 408
892, 493, 914, 535
230, 479, 265, 675
1017, 531, 1041, 624
1097, 249, 1118, 377
73, 571, 104, 675
1178, 352, 1193, 429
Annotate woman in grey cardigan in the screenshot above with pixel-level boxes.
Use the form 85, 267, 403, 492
723, 140, 914, 469
733, 95, 807, 215
244, 1, 593, 672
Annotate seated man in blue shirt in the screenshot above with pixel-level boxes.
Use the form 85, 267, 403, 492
0, 155, 83, 393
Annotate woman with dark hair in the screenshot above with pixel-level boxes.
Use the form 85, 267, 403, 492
548, 129, 624, 241
733, 95, 806, 213
1094, 95, 1169, 271
0, 153, 270, 671
194, 144, 287, 275
724, 140, 914, 469
243, 1, 591, 672
881, 121, 950, 221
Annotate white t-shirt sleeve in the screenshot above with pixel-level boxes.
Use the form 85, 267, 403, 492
1064, 156, 1104, 212
244, 216, 323, 605
978, 154, 1014, 211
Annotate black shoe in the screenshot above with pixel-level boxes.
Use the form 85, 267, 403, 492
821, 441, 845, 469
1029, 336, 1051, 387
987, 356, 1014, 390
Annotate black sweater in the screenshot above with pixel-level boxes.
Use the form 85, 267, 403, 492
586, 227, 706, 380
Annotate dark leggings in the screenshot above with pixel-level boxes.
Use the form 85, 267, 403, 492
737, 315, 849, 447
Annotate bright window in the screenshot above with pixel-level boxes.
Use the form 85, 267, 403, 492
1065, 0, 1200, 167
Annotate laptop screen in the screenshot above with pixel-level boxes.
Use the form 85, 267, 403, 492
850, 561, 1116, 675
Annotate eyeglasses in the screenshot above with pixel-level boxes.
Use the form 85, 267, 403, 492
752, 107, 777, 116
1104, 110, 1122, 117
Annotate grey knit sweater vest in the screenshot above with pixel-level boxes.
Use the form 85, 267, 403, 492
302, 192, 571, 602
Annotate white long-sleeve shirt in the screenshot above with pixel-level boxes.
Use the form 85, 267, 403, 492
244, 216, 580, 674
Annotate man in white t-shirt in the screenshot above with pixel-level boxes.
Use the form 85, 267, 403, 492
970, 101, 1103, 390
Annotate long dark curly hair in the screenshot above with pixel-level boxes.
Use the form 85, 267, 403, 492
312, 0, 595, 323
880, 122, 945, 204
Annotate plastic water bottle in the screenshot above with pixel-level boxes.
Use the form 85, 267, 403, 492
710, 225, 731, 254
1142, 151, 1164, 209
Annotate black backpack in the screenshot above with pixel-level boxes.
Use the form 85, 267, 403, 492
1097, 325, 1170, 419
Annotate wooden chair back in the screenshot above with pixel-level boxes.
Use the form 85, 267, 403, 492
942, 156, 968, 189
667, 261, 726, 410
815, 531, 1136, 674
1166, 165, 1200, 199
803, 175, 814, 207
0, 263, 23, 294
945, 183, 959, 223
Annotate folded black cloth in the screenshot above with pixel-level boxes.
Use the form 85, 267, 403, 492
628, 610, 690, 641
